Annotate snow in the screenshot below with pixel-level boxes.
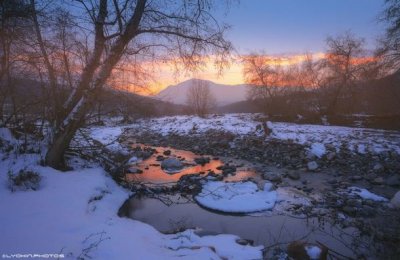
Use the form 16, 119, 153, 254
127, 156, 140, 164
130, 113, 400, 155
348, 187, 388, 202
0, 145, 263, 259
140, 114, 257, 136
305, 245, 322, 259
0, 127, 14, 143
88, 126, 128, 153
195, 181, 277, 213
309, 143, 326, 158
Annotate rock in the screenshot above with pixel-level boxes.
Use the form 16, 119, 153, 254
346, 198, 362, 207
163, 150, 171, 156
371, 177, 384, 185
288, 171, 300, 180
194, 157, 210, 165
217, 165, 236, 175
350, 175, 362, 181
263, 172, 282, 182
125, 166, 143, 174
373, 163, 384, 172
161, 158, 184, 173
326, 152, 336, 161
287, 241, 328, 260
386, 175, 400, 187
156, 155, 165, 161
303, 187, 313, 193
360, 205, 376, 217
342, 206, 357, 216
307, 161, 319, 171
327, 179, 337, 184
389, 191, 400, 209
236, 238, 254, 246
127, 156, 139, 164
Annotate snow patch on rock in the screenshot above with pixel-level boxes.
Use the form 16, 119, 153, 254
309, 143, 326, 158
348, 187, 388, 202
305, 245, 322, 259
195, 181, 277, 213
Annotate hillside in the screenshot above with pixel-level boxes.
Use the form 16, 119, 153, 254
155, 79, 248, 106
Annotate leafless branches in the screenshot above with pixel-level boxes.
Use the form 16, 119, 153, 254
186, 79, 216, 117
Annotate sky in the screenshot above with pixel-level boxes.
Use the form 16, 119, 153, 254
220, 0, 386, 54
148, 0, 388, 93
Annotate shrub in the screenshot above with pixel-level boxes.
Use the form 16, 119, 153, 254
8, 169, 41, 192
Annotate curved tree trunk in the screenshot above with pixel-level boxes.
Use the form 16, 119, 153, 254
45, 0, 146, 169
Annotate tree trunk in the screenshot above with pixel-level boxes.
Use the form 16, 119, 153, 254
45, 95, 91, 169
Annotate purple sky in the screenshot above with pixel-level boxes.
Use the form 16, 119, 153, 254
215, 0, 386, 54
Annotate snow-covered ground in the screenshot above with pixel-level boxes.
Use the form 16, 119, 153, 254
128, 113, 400, 155
0, 128, 263, 260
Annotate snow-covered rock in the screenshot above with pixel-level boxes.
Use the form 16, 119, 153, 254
287, 241, 327, 260
195, 181, 277, 213
305, 245, 322, 259
309, 143, 326, 158
307, 161, 319, 171
389, 191, 400, 208
161, 158, 184, 173
348, 187, 388, 202
127, 156, 140, 164
130, 114, 400, 155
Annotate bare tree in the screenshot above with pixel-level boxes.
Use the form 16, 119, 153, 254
321, 32, 367, 115
242, 53, 292, 116
186, 79, 216, 117
25, 0, 233, 169
377, 0, 400, 72
0, 0, 32, 123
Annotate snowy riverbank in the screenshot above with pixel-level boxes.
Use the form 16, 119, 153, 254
0, 128, 263, 260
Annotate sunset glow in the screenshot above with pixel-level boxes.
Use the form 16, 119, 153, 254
122, 52, 328, 94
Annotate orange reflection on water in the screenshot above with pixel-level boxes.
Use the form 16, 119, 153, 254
126, 160, 224, 184
124, 145, 257, 184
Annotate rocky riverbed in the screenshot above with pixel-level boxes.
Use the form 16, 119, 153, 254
86, 114, 400, 259
116, 128, 400, 259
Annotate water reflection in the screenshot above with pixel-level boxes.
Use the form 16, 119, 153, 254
124, 145, 258, 184
120, 196, 357, 258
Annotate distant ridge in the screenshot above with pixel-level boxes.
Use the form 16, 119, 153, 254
155, 79, 248, 106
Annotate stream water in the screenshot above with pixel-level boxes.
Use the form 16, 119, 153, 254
120, 145, 362, 258
123, 145, 258, 184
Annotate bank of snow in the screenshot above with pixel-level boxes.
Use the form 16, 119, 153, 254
0, 155, 263, 259
195, 181, 277, 213
133, 114, 400, 155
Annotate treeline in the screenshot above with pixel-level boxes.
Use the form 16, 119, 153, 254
0, 0, 232, 169
242, 16, 400, 117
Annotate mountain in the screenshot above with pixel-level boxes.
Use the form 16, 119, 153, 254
155, 79, 248, 106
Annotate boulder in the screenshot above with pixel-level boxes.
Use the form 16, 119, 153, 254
263, 173, 282, 182
373, 163, 384, 172
326, 152, 336, 161
389, 191, 400, 209
307, 161, 319, 171
288, 171, 300, 180
194, 157, 210, 166
287, 241, 328, 260
386, 175, 400, 187
124, 166, 143, 174
161, 158, 184, 173
371, 177, 384, 185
